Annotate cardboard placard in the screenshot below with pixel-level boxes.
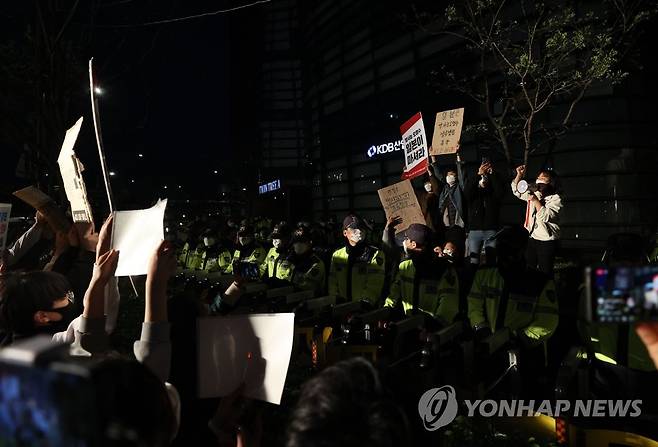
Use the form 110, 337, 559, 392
400, 112, 429, 180
377, 179, 426, 233
57, 117, 94, 223
0, 203, 11, 252
430, 108, 464, 155
13, 186, 71, 233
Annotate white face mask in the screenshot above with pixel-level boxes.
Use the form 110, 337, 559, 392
446, 174, 456, 186
403, 240, 411, 256
443, 249, 454, 257
272, 239, 282, 249
536, 178, 548, 184
478, 179, 487, 188
424, 183, 432, 193
293, 242, 309, 255
239, 237, 252, 246
347, 228, 365, 244
203, 237, 215, 247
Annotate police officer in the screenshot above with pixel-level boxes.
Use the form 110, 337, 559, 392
467, 225, 558, 347
184, 235, 207, 271
328, 215, 387, 306
263, 223, 292, 280
201, 229, 233, 273
226, 225, 267, 274
277, 226, 326, 295
384, 223, 459, 327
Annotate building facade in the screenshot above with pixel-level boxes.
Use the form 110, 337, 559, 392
251, 0, 658, 254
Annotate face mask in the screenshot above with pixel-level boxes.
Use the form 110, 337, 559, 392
272, 239, 282, 249
239, 237, 253, 246
203, 237, 215, 247
293, 242, 309, 255
446, 175, 456, 186
48, 301, 78, 333
347, 229, 364, 244
535, 178, 548, 184
443, 249, 454, 257
424, 183, 432, 193
478, 179, 488, 188
403, 240, 412, 256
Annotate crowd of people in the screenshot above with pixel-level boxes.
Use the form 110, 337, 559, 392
0, 157, 658, 445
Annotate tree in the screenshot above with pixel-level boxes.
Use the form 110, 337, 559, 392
407, 0, 657, 166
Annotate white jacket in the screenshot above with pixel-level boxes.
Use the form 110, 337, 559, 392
511, 180, 562, 241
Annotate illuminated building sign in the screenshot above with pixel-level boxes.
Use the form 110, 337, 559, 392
259, 179, 281, 194
367, 139, 404, 158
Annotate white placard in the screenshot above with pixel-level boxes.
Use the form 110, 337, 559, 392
111, 199, 167, 276
197, 313, 295, 405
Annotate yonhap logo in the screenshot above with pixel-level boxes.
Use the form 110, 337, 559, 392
418, 385, 459, 431
417, 385, 642, 431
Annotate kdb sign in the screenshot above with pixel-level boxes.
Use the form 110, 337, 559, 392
367, 140, 404, 158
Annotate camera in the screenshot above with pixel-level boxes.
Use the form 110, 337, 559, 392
584, 265, 658, 323
0, 336, 98, 446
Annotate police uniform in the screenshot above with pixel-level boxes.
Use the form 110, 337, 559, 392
329, 245, 386, 305
178, 242, 191, 267
185, 244, 207, 270
226, 225, 267, 275
203, 245, 233, 273
263, 224, 292, 280
467, 267, 559, 347
384, 257, 460, 326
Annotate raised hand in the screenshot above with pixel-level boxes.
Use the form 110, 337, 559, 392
96, 215, 114, 262
145, 240, 176, 323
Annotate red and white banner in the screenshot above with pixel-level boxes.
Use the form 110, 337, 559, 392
400, 112, 429, 180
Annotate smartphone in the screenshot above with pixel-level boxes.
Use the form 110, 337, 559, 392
238, 262, 260, 281
0, 361, 97, 446
585, 265, 658, 323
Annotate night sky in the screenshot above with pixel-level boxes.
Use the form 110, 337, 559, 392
1, 1, 245, 211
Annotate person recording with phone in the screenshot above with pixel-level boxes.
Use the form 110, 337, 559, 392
512, 165, 562, 277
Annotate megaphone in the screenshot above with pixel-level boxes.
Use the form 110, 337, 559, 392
516, 180, 538, 194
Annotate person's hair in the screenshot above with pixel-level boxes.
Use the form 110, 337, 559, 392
537, 169, 555, 183
91, 358, 176, 447
286, 357, 409, 447
0, 271, 71, 335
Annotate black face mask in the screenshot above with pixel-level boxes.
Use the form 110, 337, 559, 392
47, 301, 78, 333
536, 183, 554, 196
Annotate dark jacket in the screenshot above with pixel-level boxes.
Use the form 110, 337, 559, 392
463, 171, 505, 231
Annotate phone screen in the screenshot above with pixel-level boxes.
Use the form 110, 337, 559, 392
588, 265, 658, 323
238, 262, 260, 281
0, 362, 96, 446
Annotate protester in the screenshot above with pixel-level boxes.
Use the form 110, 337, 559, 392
286, 357, 409, 447
328, 215, 387, 306
0, 270, 77, 345
429, 149, 467, 247
512, 165, 562, 277
464, 158, 504, 266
